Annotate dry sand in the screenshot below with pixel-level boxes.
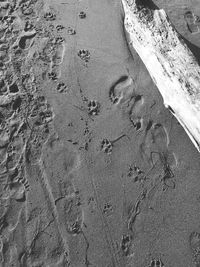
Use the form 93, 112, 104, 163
0, 0, 200, 266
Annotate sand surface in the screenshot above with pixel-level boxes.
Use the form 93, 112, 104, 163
0, 0, 200, 266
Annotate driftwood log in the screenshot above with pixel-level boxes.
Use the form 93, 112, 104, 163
122, 0, 200, 152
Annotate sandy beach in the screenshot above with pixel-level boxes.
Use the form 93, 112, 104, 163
0, 0, 200, 266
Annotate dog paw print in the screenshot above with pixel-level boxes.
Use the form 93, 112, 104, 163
48, 71, 58, 81
148, 258, 164, 267
78, 49, 90, 62
127, 164, 144, 182
103, 202, 113, 215
44, 12, 56, 21
100, 134, 128, 154
54, 37, 65, 44
56, 82, 68, 93
67, 27, 76, 35
56, 24, 65, 32
79, 11, 86, 19
184, 11, 200, 34
101, 139, 113, 154
88, 100, 100, 115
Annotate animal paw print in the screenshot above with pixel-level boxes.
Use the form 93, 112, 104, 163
148, 258, 164, 267
127, 164, 144, 182
100, 135, 128, 154
67, 27, 76, 35
103, 202, 113, 215
101, 139, 113, 154
88, 100, 100, 115
56, 25, 65, 32
184, 11, 200, 34
54, 37, 65, 44
79, 11, 86, 19
78, 49, 90, 62
48, 71, 58, 81
44, 12, 56, 21
56, 82, 68, 93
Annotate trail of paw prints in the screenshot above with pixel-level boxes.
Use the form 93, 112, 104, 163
0, 76, 55, 266
184, 10, 200, 34
55, 183, 90, 265
0, 0, 55, 197
0, 1, 67, 266
17, 4, 68, 83
40, 138, 92, 266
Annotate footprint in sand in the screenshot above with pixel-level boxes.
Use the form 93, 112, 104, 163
139, 120, 178, 171
49, 40, 66, 79
184, 11, 200, 34
109, 75, 135, 105
50, 36, 66, 66
141, 122, 169, 153
128, 94, 145, 132
51, 43, 66, 65
18, 31, 36, 50
109, 75, 146, 129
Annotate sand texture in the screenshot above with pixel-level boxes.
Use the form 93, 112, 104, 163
0, 0, 200, 266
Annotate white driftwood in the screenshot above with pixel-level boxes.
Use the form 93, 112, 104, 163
122, 0, 200, 152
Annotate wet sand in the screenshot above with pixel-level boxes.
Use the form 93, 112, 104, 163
0, 0, 200, 266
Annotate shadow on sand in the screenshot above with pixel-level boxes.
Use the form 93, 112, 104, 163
182, 36, 200, 65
